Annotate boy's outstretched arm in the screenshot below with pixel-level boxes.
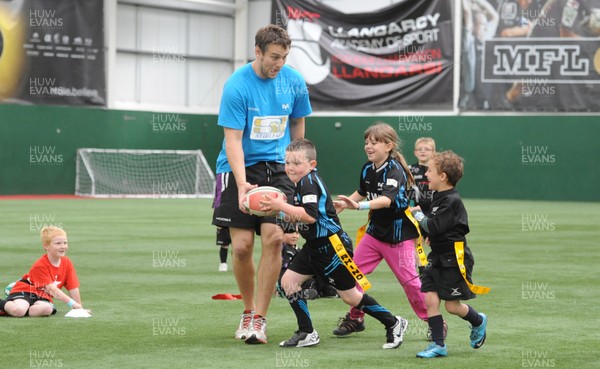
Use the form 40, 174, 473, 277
68, 288, 82, 306
43, 283, 83, 309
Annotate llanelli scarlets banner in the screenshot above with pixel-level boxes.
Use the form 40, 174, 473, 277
271, 0, 454, 110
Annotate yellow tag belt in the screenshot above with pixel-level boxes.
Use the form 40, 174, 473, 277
329, 233, 372, 291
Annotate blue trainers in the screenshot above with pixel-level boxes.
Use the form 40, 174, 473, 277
416, 343, 448, 358
470, 313, 487, 349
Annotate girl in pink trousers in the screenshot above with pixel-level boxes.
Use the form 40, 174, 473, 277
332, 123, 431, 338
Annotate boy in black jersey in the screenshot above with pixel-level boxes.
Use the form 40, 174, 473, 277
260, 139, 407, 349
408, 137, 436, 216
410, 151, 488, 358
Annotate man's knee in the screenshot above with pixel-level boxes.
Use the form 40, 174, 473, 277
260, 224, 283, 248
231, 230, 255, 260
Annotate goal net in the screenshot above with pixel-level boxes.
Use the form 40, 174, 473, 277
75, 148, 215, 198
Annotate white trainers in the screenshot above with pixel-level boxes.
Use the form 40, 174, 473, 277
245, 315, 267, 344
234, 311, 253, 340
218, 263, 228, 272
383, 316, 408, 349
279, 330, 320, 347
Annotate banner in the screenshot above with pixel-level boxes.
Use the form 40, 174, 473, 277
0, 0, 104, 106
271, 0, 454, 110
459, 0, 600, 112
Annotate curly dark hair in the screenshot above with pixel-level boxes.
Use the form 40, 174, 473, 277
431, 150, 465, 186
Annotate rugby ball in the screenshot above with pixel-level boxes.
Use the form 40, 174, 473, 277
242, 186, 287, 216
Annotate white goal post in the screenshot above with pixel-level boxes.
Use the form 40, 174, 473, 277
75, 148, 215, 198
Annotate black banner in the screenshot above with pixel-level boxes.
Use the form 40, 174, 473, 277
459, 0, 600, 112
271, 0, 454, 110
0, 0, 104, 106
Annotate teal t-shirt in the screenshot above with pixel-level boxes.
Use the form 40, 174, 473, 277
215, 63, 312, 174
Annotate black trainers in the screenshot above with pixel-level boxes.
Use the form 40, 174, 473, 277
332, 313, 365, 336
279, 330, 320, 347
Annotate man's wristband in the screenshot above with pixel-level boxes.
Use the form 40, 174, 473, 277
67, 299, 76, 308
358, 202, 370, 210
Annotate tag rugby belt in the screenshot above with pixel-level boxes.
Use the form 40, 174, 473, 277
454, 241, 491, 294
404, 208, 428, 267
405, 209, 491, 295
328, 233, 372, 291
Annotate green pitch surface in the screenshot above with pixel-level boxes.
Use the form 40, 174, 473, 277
1, 198, 599, 369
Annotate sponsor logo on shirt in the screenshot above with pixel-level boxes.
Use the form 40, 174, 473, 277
302, 194, 317, 204
251, 116, 288, 140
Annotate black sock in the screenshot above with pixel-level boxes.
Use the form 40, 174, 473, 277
356, 294, 396, 327
462, 305, 483, 326
287, 292, 313, 333
428, 315, 445, 346
0, 299, 6, 310
219, 247, 228, 263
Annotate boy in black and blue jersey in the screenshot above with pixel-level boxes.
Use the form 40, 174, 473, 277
260, 138, 407, 349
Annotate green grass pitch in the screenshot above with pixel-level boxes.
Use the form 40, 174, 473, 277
1, 198, 599, 369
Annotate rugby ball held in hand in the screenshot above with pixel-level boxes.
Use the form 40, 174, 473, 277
242, 186, 287, 216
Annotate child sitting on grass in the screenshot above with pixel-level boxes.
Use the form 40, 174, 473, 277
0, 226, 87, 317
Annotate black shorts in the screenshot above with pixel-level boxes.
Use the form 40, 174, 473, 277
287, 232, 356, 292
212, 162, 294, 231
6, 292, 57, 315
420, 250, 476, 301
216, 226, 231, 246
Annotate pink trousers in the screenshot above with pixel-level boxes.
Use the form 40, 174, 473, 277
350, 233, 428, 321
